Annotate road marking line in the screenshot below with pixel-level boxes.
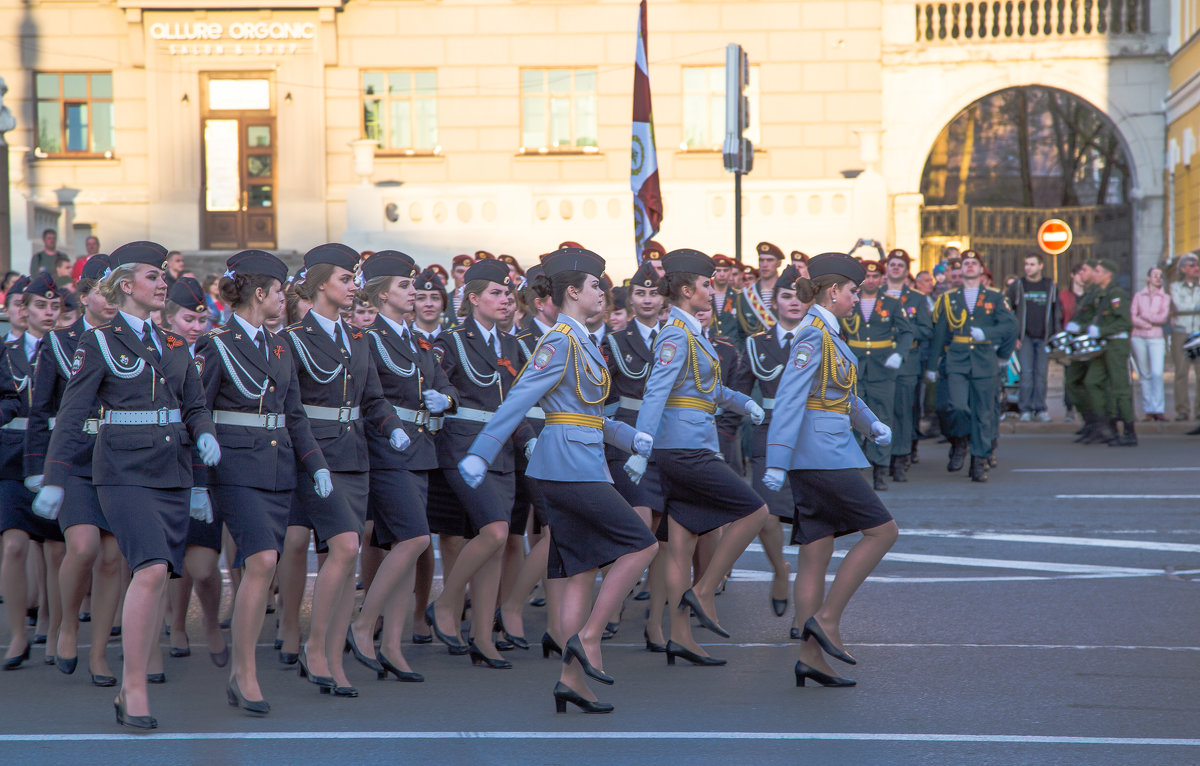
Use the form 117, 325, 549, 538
898, 530, 1200, 553
726, 569, 1183, 584
1014, 467, 1200, 473
842, 550, 1168, 574
606, 641, 1200, 652
0, 731, 1196, 746
1056, 494, 1200, 499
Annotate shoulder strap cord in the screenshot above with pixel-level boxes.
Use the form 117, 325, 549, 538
606, 334, 649, 380
745, 335, 783, 382
369, 331, 416, 377
49, 332, 73, 378
95, 331, 145, 380
287, 329, 344, 385
451, 330, 501, 388
211, 336, 269, 402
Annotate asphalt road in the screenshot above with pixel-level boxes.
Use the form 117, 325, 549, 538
1, 434, 1198, 765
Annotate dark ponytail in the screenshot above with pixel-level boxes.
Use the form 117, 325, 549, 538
795, 274, 850, 304
220, 272, 280, 310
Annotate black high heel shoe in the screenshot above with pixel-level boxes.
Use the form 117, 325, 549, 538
146, 673, 166, 684
378, 650, 424, 682
57, 655, 78, 675
665, 640, 726, 667
789, 626, 802, 640
274, 639, 283, 651
279, 650, 298, 665
411, 632, 432, 645
564, 635, 613, 685
771, 597, 788, 617
227, 677, 271, 714
424, 603, 467, 653
91, 671, 117, 687
468, 641, 512, 669
298, 646, 334, 693
801, 617, 856, 665
3, 642, 30, 671
114, 695, 157, 730
168, 639, 190, 658
494, 610, 530, 651
210, 646, 229, 668
332, 685, 359, 697
794, 660, 855, 687
679, 588, 730, 638
643, 628, 666, 653
553, 681, 613, 714
541, 632, 562, 658
346, 626, 384, 675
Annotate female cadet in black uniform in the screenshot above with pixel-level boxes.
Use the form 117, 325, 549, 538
3, 272, 67, 669
26, 256, 123, 682
426, 258, 534, 668
347, 251, 455, 682
34, 241, 222, 729
763, 253, 899, 687
197, 250, 331, 713
278, 243, 402, 697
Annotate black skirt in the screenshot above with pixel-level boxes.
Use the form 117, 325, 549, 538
511, 471, 545, 535
369, 468, 430, 547
215, 484, 291, 561
288, 470, 369, 542
442, 467, 515, 537
0, 479, 64, 543
58, 474, 110, 534
540, 480, 656, 579
751, 455, 794, 520
426, 468, 472, 538
608, 453, 665, 513
655, 448, 764, 540
787, 468, 894, 545
96, 485, 189, 575
186, 489, 223, 552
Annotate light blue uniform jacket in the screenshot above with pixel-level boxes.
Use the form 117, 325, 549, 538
634, 306, 753, 452
467, 316, 637, 482
766, 310, 880, 471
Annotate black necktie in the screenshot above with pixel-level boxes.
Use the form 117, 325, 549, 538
401, 328, 411, 349
334, 324, 349, 358
491, 334, 501, 359
648, 329, 658, 346
783, 331, 794, 348
254, 330, 266, 358
589, 333, 599, 348
143, 324, 160, 359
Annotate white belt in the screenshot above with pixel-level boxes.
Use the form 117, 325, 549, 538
1107, 332, 1130, 340
444, 406, 494, 424
1, 417, 27, 431
394, 406, 432, 427
618, 396, 642, 411
761, 398, 776, 410
83, 418, 99, 435
213, 410, 286, 430
527, 407, 546, 421
103, 408, 182, 426
304, 404, 360, 423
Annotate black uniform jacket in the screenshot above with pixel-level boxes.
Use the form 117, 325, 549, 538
25, 319, 99, 479
197, 319, 328, 491
0, 338, 36, 481
43, 314, 215, 489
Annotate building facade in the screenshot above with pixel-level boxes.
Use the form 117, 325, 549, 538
0, 0, 1171, 279
1169, 0, 1200, 260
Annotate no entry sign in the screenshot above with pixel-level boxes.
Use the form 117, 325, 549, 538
1037, 218, 1073, 256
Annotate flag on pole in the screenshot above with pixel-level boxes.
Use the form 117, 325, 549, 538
631, 0, 662, 263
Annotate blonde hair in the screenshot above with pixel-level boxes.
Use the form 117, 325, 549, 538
360, 275, 396, 309
293, 263, 336, 302
97, 263, 140, 306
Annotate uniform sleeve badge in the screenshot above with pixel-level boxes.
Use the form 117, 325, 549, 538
432, 346, 445, 365
274, 344, 284, 359
165, 335, 183, 350
193, 354, 205, 375
793, 342, 814, 369
71, 348, 85, 375
658, 341, 677, 365
533, 344, 556, 370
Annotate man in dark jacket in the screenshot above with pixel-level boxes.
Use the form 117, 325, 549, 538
1005, 253, 1062, 421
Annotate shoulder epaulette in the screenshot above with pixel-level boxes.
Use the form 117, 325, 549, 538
670, 318, 687, 330
809, 315, 826, 330
204, 327, 229, 338
552, 322, 571, 335
285, 321, 304, 332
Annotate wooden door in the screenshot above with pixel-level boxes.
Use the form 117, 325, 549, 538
201, 73, 276, 249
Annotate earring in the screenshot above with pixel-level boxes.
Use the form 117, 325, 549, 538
831, 297, 837, 304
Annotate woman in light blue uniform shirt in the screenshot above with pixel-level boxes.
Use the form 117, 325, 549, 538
627, 249, 768, 667
460, 246, 658, 714
764, 252, 899, 688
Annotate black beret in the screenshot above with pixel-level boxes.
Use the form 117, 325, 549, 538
807, 252, 866, 285
110, 241, 168, 270
630, 261, 658, 288
80, 254, 111, 281
26, 271, 63, 300
414, 268, 446, 292
226, 249, 288, 285
542, 247, 605, 279
463, 258, 511, 286
6, 275, 30, 297
303, 242, 359, 272
777, 265, 802, 289
361, 250, 418, 281
662, 248, 715, 278
168, 277, 208, 314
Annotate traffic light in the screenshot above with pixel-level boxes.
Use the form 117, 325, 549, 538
723, 43, 753, 175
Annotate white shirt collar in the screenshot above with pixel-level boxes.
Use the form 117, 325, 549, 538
556, 313, 590, 340
670, 306, 703, 336
810, 303, 840, 335
82, 318, 95, 332
232, 312, 264, 340
776, 324, 800, 347
308, 309, 345, 342
119, 309, 149, 337
587, 324, 607, 343
633, 319, 660, 347
472, 317, 497, 349
380, 313, 410, 339
533, 317, 554, 336
4, 332, 20, 344
23, 332, 40, 359
417, 325, 441, 339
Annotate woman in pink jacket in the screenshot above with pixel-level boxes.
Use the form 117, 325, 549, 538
1131, 266, 1170, 420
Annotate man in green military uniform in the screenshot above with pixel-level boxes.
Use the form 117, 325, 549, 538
926, 250, 1017, 482
1063, 261, 1100, 442
842, 259, 914, 490
883, 248, 933, 481
1076, 259, 1137, 446
712, 253, 742, 344
733, 241, 782, 342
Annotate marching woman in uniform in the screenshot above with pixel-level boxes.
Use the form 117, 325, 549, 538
33, 241, 222, 729
26, 256, 123, 683
161, 277, 229, 668
197, 250, 331, 714
627, 249, 768, 666
460, 246, 658, 712
427, 258, 533, 668
762, 253, 899, 688
348, 251, 454, 682
278, 243, 404, 697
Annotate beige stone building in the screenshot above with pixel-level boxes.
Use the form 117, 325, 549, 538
0, 0, 1171, 279
1169, 0, 1200, 258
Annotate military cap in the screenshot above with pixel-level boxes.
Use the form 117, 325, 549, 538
641, 241, 665, 261
542, 247, 605, 279
361, 250, 418, 281
168, 276, 207, 314
790, 250, 809, 264
79, 254, 111, 282
663, 248, 715, 278
25, 271, 63, 300
630, 261, 659, 289
451, 254, 474, 268
808, 252, 867, 285
757, 241, 784, 259
777, 265, 802, 290
463, 258, 511, 286
960, 249, 983, 265
414, 268, 446, 292
226, 249, 288, 285
428, 263, 450, 282
303, 242, 359, 272
886, 248, 911, 264
712, 254, 735, 268
110, 241, 169, 270
474, 250, 495, 261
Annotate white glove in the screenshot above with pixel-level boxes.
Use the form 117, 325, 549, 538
632, 431, 654, 457
999, 358, 1010, 369
871, 421, 892, 446
189, 487, 213, 524
523, 437, 538, 461
389, 428, 411, 452
422, 389, 451, 414
459, 454, 488, 489
23, 474, 43, 493
1065, 321, 1081, 334
1086, 325, 1100, 339
970, 327, 986, 342
925, 370, 938, 383
197, 433, 221, 467
313, 468, 333, 499
883, 353, 903, 370
762, 468, 786, 492
624, 454, 647, 484
745, 401, 765, 426
33, 485, 64, 520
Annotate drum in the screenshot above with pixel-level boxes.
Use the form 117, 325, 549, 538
1067, 334, 1106, 361
1184, 332, 1200, 361
1046, 331, 1074, 361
